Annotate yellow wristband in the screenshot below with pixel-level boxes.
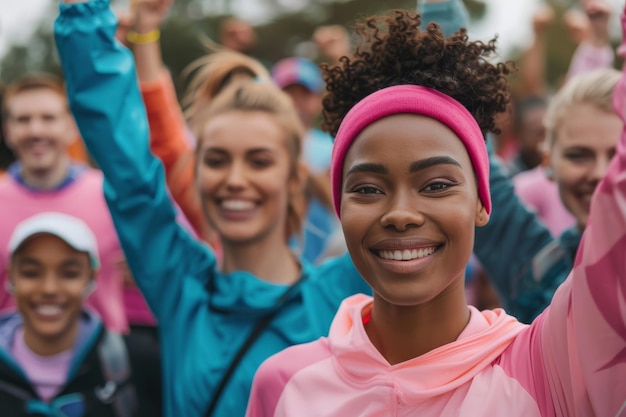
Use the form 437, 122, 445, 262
127, 30, 160, 45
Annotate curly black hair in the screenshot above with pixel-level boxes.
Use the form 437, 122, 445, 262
322, 10, 513, 137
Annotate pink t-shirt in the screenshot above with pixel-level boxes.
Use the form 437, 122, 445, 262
12, 329, 72, 402
513, 166, 575, 237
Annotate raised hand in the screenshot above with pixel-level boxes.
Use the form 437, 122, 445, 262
313, 25, 351, 63
564, 8, 592, 44
132, 0, 173, 34
583, 0, 612, 46
532, 4, 555, 35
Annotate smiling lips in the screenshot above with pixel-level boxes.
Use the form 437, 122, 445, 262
34, 304, 64, 319
375, 246, 439, 261
26, 139, 51, 155
220, 199, 256, 211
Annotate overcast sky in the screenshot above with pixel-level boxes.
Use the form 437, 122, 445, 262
0, 0, 623, 60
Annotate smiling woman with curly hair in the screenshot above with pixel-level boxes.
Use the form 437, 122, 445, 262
246, 7, 626, 417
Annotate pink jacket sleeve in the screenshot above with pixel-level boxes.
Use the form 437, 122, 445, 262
507, 9, 626, 416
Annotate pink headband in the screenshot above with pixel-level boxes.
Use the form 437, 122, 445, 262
330, 85, 491, 218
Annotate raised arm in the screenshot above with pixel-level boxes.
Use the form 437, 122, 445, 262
128, 0, 219, 246
530, 8, 626, 415
519, 5, 554, 97
55, 0, 216, 322
565, 0, 614, 80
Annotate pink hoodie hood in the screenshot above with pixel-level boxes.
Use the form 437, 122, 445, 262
328, 295, 526, 401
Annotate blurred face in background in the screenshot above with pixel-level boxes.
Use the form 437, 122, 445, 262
548, 103, 622, 229
195, 110, 296, 246
9, 234, 93, 355
282, 84, 322, 131
4, 88, 75, 179
517, 104, 547, 169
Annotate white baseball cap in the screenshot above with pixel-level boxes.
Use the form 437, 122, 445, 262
8, 212, 100, 269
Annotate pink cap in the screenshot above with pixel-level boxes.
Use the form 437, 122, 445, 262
331, 85, 490, 218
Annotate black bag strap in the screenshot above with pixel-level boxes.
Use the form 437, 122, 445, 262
96, 331, 137, 417
0, 379, 33, 402
204, 278, 304, 417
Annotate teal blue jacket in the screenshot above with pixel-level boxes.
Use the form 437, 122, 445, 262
474, 148, 582, 323
54, 2, 371, 417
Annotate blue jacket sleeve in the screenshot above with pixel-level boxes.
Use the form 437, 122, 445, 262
473, 145, 555, 313
54, 0, 216, 321
419, 0, 469, 38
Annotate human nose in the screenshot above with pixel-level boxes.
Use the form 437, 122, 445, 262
25, 117, 46, 137
590, 155, 613, 183
225, 161, 248, 190
379, 190, 424, 232
40, 274, 60, 295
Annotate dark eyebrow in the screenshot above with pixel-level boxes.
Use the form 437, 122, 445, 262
202, 147, 274, 155
247, 148, 274, 156
61, 259, 86, 268
15, 258, 40, 267
346, 163, 388, 177
562, 146, 592, 152
202, 147, 227, 155
409, 156, 462, 173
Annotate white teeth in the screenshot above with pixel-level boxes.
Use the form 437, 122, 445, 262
221, 200, 254, 211
377, 247, 437, 261
36, 305, 62, 316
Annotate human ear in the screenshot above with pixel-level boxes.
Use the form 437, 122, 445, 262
475, 200, 489, 227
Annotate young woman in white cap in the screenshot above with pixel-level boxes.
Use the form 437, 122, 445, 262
0, 212, 161, 417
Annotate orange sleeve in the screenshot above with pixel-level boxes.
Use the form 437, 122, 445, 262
140, 71, 219, 249
68, 136, 90, 163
